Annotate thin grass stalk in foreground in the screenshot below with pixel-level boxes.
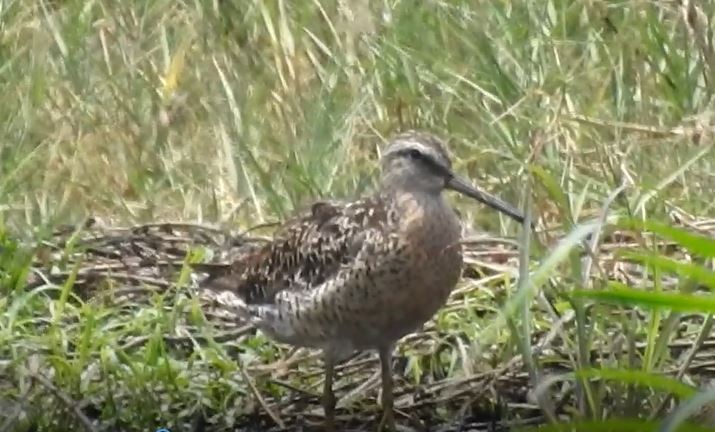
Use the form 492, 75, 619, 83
652, 313, 714, 420
660, 386, 715, 432
575, 180, 631, 418
513, 184, 558, 423
472, 219, 601, 358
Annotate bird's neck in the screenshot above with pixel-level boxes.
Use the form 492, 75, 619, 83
382, 188, 462, 255
381, 187, 450, 222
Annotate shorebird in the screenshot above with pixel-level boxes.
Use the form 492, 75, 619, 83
201, 131, 525, 431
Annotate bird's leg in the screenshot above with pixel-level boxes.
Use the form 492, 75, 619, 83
322, 355, 336, 432
377, 345, 396, 432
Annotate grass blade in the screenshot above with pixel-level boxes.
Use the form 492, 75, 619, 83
618, 250, 715, 290
575, 367, 697, 398
518, 418, 712, 432
660, 388, 715, 432
574, 282, 715, 313
617, 217, 715, 259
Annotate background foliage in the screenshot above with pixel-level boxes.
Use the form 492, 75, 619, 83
1, 0, 714, 431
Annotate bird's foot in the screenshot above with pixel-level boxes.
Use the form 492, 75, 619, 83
322, 394, 336, 432
323, 416, 335, 432
377, 408, 396, 432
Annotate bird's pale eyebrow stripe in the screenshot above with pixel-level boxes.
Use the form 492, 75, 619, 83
390, 141, 434, 158
394, 143, 449, 173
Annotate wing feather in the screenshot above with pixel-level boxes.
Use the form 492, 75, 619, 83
239, 226, 404, 345
200, 194, 393, 308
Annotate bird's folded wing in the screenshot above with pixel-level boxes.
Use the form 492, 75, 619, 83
198, 196, 393, 315
238, 227, 405, 343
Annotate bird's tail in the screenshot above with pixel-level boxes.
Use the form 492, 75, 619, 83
197, 274, 258, 325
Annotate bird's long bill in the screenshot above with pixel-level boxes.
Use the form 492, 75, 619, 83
446, 174, 526, 224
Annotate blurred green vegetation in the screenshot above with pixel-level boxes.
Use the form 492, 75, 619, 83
1, 0, 714, 431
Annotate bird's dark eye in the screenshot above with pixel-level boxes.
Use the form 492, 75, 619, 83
407, 149, 423, 160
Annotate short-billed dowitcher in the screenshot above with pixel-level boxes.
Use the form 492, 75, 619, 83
202, 131, 525, 430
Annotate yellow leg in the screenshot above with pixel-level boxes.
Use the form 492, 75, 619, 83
377, 346, 396, 432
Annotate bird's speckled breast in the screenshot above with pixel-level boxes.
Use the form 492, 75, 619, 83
339, 191, 464, 350
392, 191, 464, 327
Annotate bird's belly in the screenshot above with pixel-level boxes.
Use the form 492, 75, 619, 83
254, 209, 464, 355
331, 242, 463, 351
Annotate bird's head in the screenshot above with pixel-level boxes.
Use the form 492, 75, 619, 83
380, 131, 525, 224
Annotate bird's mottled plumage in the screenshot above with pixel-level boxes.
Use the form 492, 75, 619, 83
201, 130, 525, 431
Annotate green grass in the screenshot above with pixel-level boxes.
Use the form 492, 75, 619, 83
1, 0, 715, 430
